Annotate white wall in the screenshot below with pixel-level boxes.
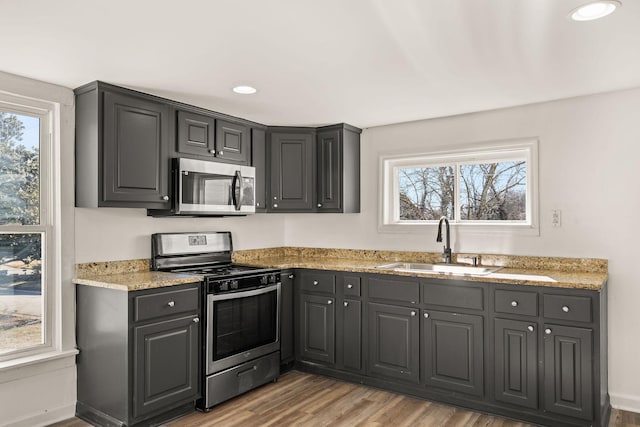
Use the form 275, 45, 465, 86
285, 87, 640, 411
75, 209, 286, 263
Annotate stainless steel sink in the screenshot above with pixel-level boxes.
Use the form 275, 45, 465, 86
375, 262, 501, 276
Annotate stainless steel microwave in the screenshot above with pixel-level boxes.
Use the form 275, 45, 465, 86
148, 158, 256, 217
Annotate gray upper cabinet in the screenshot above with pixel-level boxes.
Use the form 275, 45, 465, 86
269, 129, 316, 211
176, 110, 216, 157
216, 119, 250, 165
316, 124, 361, 213
251, 127, 267, 212
75, 82, 171, 208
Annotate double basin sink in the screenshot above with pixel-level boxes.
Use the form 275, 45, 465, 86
375, 262, 501, 277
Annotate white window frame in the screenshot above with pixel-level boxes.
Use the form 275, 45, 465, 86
379, 138, 539, 235
0, 93, 57, 362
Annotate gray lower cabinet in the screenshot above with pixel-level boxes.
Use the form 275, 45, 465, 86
422, 310, 484, 396
75, 82, 171, 208
543, 324, 594, 420
367, 302, 420, 383
299, 293, 335, 364
493, 318, 538, 409
76, 282, 201, 426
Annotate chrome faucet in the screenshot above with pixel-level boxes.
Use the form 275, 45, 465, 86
436, 216, 452, 264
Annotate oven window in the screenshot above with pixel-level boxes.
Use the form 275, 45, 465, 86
212, 290, 277, 360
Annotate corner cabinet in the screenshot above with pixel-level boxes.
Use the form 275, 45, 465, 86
75, 82, 171, 209
267, 124, 361, 213
76, 282, 201, 427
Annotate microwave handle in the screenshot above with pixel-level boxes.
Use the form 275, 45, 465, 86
232, 170, 243, 211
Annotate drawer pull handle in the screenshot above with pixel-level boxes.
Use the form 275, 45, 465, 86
562, 305, 570, 313
347, 284, 353, 289
410, 311, 416, 317
344, 301, 349, 307
511, 301, 518, 307
193, 317, 200, 323
527, 325, 534, 332
424, 312, 429, 319
288, 274, 294, 279
545, 328, 552, 335
313, 280, 319, 286
167, 301, 175, 307
327, 300, 333, 305
237, 365, 258, 377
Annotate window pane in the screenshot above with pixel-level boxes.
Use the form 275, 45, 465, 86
0, 233, 43, 354
459, 161, 527, 221
0, 111, 40, 226
398, 166, 455, 220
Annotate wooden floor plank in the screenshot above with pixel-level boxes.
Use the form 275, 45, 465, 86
49, 372, 640, 427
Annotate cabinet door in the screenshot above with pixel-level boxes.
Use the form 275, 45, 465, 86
251, 128, 267, 211
216, 119, 250, 164
103, 91, 169, 206
341, 298, 362, 371
133, 315, 200, 418
299, 293, 335, 365
368, 303, 419, 383
422, 310, 484, 396
543, 324, 594, 420
280, 271, 294, 364
269, 132, 315, 211
316, 129, 342, 211
176, 110, 216, 157
494, 318, 538, 409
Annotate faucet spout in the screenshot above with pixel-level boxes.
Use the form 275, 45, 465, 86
436, 216, 452, 264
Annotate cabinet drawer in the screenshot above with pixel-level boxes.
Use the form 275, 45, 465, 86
300, 272, 336, 294
422, 283, 484, 311
369, 278, 419, 304
343, 276, 361, 297
495, 289, 538, 316
543, 294, 592, 323
134, 286, 199, 322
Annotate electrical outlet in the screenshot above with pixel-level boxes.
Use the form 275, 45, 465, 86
552, 209, 561, 227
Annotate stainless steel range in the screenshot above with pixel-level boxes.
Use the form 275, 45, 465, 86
151, 231, 281, 410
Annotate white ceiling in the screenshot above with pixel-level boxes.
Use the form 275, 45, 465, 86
2, 0, 640, 128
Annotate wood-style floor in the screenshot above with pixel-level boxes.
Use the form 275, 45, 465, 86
50, 371, 640, 427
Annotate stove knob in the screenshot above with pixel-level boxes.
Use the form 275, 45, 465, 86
219, 281, 229, 291
269, 274, 276, 283
231, 280, 239, 290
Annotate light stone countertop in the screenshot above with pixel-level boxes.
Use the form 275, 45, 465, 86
74, 271, 204, 292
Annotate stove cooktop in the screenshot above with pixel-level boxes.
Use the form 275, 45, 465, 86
171, 264, 271, 278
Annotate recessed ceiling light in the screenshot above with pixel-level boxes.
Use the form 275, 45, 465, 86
570, 0, 621, 21
232, 85, 257, 95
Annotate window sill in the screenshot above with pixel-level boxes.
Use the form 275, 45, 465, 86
0, 349, 78, 384
378, 222, 540, 236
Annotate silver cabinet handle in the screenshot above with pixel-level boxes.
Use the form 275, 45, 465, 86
209, 149, 216, 154
193, 317, 200, 323
273, 203, 278, 208
347, 284, 353, 289
183, 171, 189, 176
167, 301, 175, 307
410, 311, 416, 317
511, 301, 518, 307
527, 325, 534, 332
344, 301, 349, 307
161, 195, 169, 201
313, 280, 318, 285
317, 203, 322, 208
424, 312, 429, 319
256, 202, 260, 207
545, 328, 552, 335
327, 300, 333, 305
218, 150, 224, 155
562, 306, 570, 313
288, 274, 294, 279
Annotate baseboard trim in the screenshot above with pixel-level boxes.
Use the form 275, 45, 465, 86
610, 392, 640, 413
5, 403, 76, 427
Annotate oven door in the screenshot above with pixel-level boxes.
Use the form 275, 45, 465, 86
206, 283, 280, 374
177, 158, 255, 215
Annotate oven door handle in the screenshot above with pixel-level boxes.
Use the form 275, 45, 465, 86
231, 170, 243, 211
210, 283, 279, 301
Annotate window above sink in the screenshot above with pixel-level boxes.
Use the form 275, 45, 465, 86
379, 138, 539, 236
